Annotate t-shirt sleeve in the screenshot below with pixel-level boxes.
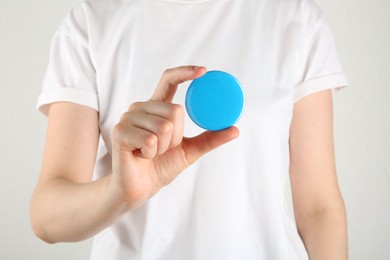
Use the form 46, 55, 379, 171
37, 4, 98, 115
293, 13, 348, 103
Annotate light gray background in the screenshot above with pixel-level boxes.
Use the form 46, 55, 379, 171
0, 0, 389, 259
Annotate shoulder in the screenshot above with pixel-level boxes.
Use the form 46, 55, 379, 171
260, 0, 325, 23
56, 0, 134, 43
260, 0, 327, 38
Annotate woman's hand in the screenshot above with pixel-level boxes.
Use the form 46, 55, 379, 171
109, 66, 239, 210
30, 66, 238, 243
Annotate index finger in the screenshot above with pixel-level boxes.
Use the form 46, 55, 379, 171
150, 66, 207, 103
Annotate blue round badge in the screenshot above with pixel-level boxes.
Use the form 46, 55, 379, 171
185, 71, 245, 131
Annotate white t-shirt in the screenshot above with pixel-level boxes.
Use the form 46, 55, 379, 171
37, 0, 348, 259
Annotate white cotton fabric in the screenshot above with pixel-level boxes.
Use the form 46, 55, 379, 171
37, 0, 348, 259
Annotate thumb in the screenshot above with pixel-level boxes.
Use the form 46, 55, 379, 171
181, 127, 240, 165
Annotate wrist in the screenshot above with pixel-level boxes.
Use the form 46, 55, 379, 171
103, 173, 150, 216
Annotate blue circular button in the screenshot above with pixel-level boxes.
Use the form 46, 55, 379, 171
185, 71, 245, 131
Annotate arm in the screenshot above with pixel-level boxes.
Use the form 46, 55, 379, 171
30, 66, 239, 243
289, 90, 348, 259
30, 102, 115, 243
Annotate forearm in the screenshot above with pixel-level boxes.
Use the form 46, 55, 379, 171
30, 175, 127, 243
297, 206, 348, 260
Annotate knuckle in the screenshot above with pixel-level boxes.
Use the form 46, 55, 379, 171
128, 102, 143, 111
158, 120, 173, 134
171, 104, 184, 118
112, 123, 124, 137
119, 112, 130, 123
163, 68, 173, 75
170, 136, 183, 148
118, 111, 137, 127
143, 133, 158, 148
174, 104, 185, 114
160, 70, 171, 84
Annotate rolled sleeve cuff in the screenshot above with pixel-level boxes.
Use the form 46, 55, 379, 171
37, 87, 99, 115
293, 73, 348, 103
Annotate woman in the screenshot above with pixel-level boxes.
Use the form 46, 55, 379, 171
31, 0, 348, 259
